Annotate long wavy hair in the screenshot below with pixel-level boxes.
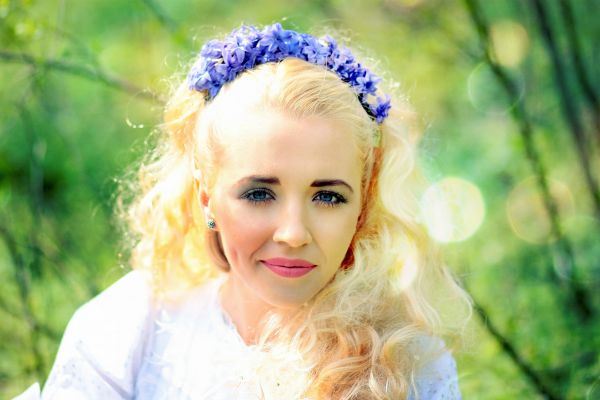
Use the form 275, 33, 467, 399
118, 31, 472, 399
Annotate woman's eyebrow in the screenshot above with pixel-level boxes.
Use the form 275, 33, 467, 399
236, 175, 354, 193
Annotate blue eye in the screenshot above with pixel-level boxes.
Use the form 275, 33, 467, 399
314, 191, 347, 207
241, 188, 347, 207
242, 188, 275, 205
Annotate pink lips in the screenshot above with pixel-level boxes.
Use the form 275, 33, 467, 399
261, 258, 317, 278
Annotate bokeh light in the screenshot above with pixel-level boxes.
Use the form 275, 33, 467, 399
506, 177, 575, 244
421, 177, 486, 243
467, 62, 525, 115
490, 20, 530, 67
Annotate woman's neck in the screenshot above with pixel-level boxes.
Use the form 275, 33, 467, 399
218, 274, 274, 345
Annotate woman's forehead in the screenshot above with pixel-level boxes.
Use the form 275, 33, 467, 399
215, 110, 363, 186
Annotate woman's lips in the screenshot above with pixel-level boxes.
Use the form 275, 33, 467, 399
261, 259, 317, 278
262, 258, 316, 268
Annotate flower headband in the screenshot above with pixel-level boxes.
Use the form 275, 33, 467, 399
187, 23, 392, 125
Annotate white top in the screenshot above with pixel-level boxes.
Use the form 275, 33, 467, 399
14, 271, 461, 399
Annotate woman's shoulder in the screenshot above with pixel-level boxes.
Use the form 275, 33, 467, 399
76, 269, 154, 316
65, 270, 155, 356
40, 269, 156, 399
410, 335, 462, 400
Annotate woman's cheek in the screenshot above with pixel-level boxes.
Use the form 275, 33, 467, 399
310, 211, 354, 263
217, 204, 271, 265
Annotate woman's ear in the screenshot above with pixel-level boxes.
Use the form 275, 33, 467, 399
201, 191, 219, 231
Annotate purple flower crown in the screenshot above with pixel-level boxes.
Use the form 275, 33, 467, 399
187, 23, 392, 124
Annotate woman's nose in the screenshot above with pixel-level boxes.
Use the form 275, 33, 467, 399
272, 202, 313, 248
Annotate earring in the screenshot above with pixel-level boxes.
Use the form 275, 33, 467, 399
207, 218, 216, 230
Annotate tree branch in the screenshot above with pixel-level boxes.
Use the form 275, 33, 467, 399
472, 299, 563, 400
0, 223, 47, 381
530, 0, 600, 221
0, 50, 164, 104
0, 292, 61, 342
558, 0, 600, 148
463, 0, 593, 321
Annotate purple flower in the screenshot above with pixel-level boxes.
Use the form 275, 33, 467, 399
355, 70, 381, 95
321, 35, 338, 56
327, 46, 355, 71
305, 37, 329, 65
371, 95, 392, 124
222, 44, 245, 68
186, 23, 391, 125
257, 23, 303, 61
199, 40, 223, 59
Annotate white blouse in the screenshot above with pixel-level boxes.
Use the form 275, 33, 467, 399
15, 271, 461, 399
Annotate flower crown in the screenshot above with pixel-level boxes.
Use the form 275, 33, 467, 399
187, 23, 391, 125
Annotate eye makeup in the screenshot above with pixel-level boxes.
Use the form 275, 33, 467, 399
240, 187, 347, 208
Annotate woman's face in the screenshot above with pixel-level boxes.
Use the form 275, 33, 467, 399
206, 109, 363, 310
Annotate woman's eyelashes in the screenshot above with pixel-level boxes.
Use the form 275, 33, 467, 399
240, 188, 274, 205
314, 191, 347, 207
240, 188, 347, 207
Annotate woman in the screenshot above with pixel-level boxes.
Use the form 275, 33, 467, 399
17, 22, 471, 399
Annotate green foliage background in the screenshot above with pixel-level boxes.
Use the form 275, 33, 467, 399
1, 0, 599, 398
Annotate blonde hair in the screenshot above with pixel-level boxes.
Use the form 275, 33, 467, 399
118, 42, 472, 399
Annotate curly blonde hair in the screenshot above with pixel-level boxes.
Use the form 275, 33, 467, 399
118, 35, 472, 399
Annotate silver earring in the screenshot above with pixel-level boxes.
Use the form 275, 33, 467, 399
207, 219, 216, 230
